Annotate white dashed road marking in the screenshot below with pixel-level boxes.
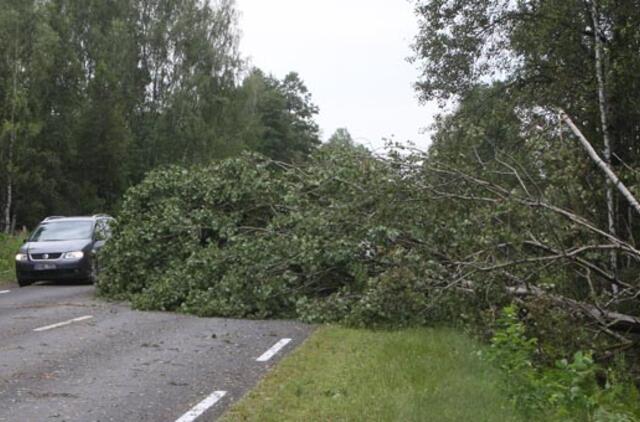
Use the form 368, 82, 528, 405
33, 315, 94, 332
0, 290, 10, 295
175, 390, 227, 422
256, 338, 292, 362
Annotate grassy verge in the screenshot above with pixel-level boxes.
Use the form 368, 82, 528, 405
0, 233, 21, 285
222, 326, 522, 422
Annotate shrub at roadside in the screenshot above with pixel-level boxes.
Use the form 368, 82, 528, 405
487, 306, 640, 421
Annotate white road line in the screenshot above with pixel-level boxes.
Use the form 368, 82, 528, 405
33, 315, 94, 332
256, 338, 292, 362
175, 390, 227, 422
0, 290, 9, 295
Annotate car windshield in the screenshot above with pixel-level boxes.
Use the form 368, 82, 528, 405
29, 221, 94, 242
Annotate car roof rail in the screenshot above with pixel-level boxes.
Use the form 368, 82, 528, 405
43, 216, 65, 222
92, 213, 112, 219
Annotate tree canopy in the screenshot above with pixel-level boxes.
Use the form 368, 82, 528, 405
0, 0, 321, 230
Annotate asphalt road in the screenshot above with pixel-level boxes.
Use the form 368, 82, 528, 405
0, 282, 313, 422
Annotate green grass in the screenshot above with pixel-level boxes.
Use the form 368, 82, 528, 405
0, 233, 21, 285
222, 326, 522, 422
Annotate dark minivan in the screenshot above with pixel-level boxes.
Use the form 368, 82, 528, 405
15, 215, 114, 287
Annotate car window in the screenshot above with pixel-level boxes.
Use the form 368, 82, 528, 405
30, 221, 94, 242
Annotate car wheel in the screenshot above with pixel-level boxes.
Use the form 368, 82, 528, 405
17, 278, 33, 287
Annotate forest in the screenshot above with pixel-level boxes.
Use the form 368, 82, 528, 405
2, 0, 640, 419
0, 0, 320, 231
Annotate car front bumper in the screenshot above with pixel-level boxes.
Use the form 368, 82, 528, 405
16, 259, 91, 281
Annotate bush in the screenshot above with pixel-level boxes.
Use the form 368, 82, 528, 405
487, 306, 640, 421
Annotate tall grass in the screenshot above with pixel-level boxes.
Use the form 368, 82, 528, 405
0, 233, 22, 284
223, 326, 522, 422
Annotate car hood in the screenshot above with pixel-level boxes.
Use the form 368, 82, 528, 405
22, 239, 92, 254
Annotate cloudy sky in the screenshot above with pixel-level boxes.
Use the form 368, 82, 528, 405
234, 0, 438, 151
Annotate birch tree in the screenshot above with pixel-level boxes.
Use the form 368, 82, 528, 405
0, 1, 50, 232
413, 0, 640, 262
589, 0, 618, 284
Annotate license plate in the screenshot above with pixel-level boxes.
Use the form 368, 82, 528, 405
34, 263, 57, 271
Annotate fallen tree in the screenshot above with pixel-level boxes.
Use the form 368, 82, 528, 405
99, 121, 640, 381
560, 111, 640, 216
419, 155, 640, 344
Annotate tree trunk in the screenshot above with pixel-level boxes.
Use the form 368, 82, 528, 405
590, 0, 618, 290
4, 29, 18, 235
559, 112, 640, 217
627, 207, 634, 268
3, 171, 12, 234
508, 285, 640, 334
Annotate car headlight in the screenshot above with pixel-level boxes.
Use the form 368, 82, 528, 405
63, 251, 84, 260
15, 253, 28, 262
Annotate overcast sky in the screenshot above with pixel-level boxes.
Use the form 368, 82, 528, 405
234, 0, 438, 152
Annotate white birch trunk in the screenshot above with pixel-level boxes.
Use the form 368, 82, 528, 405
3, 171, 12, 234
4, 29, 18, 235
590, 0, 617, 288
560, 112, 640, 217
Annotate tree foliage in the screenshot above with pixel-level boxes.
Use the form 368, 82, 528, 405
410, 0, 640, 411
98, 147, 441, 326
412, 0, 640, 254
0, 0, 320, 230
